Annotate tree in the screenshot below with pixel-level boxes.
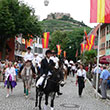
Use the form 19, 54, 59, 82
0, 0, 42, 59
50, 27, 91, 61
80, 49, 97, 79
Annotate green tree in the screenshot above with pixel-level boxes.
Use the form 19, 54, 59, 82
80, 49, 97, 79
50, 27, 91, 61
0, 0, 42, 59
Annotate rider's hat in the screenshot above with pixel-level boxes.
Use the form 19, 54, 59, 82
27, 47, 31, 50
45, 50, 52, 55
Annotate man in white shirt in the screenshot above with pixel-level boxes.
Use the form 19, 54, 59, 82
20, 47, 36, 75
24, 47, 34, 62
50, 52, 59, 69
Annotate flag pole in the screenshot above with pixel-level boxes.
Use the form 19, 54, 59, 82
96, 24, 101, 97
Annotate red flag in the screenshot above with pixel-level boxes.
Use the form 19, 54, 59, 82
84, 30, 90, 46
90, 0, 110, 23
64, 51, 66, 58
56, 45, 62, 55
88, 35, 96, 50
81, 43, 85, 53
42, 32, 50, 48
75, 49, 78, 57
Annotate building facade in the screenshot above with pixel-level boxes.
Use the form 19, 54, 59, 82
99, 24, 110, 56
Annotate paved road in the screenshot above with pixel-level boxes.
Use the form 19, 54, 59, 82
0, 76, 110, 110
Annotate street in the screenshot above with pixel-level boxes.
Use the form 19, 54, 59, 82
0, 76, 110, 110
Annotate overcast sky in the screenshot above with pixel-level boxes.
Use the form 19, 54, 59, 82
19, 0, 98, 28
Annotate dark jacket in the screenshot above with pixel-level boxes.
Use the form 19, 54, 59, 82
40, 57, 55, 76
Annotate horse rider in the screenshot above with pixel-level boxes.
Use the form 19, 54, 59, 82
36, 50, 55, 88
19, 47, 36, 75
20, 47, 36, 97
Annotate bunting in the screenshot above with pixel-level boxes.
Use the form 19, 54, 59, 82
90, 0, 110, 23
42, 32, 50, 48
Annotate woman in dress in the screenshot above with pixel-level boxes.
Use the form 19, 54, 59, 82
76, 64, 86, 97
5, 62, 17, 98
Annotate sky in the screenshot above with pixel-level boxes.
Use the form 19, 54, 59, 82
19, 0, 98, 28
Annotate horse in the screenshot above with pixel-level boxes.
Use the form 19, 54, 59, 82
35, 60, 64, 110
21, 61, 36, 98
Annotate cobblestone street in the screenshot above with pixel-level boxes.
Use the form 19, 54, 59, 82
0, 76, 110, 110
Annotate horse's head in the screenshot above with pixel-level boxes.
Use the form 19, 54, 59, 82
50, 66, 64, 87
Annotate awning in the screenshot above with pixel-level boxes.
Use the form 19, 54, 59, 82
99, 55, 110, 64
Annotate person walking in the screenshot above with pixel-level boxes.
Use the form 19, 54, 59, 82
5, 62, 17, 98
76, 64, 86, 97
100, 65, 110, 99
93, 65, 102, 89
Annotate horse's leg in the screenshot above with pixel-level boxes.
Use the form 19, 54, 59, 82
25, 80, 29, 98
28, 78, 32, 94
50, 93, 56, 110
35, 87, 38, 107
44, 94, 49, 110
39, 92, 43, 110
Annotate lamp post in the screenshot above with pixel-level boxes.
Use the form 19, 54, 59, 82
44, 0, 49, 6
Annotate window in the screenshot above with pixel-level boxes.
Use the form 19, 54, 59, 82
106, 41, 109, 48
39, 38, 42, 44
34, 47, 43, 54
109, 40, 110, 47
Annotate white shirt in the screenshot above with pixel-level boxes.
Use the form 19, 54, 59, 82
94, 67, 101, 74
77, 69, 87, 80
64, 60, 69, 67
46, 57, 50, 63
32, 56, 42, 67
5, 67, 16, 80
71, 65, 76, 71
50, 56, 59, 69
24, 52, 34, 62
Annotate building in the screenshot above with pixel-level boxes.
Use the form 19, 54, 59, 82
33, 37, 43, 58
99, 24, 110, 56
14, 35, 26, 61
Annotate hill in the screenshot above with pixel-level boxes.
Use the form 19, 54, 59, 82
41, 13, 91, 34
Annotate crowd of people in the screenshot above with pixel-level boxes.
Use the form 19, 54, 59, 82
0, 47, 110, 100
0, 47, 76, 98
91, 64, 110, 99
